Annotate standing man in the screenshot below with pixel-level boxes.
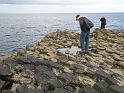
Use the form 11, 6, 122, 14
76, 15, 94, 54
100, 17, 106, 29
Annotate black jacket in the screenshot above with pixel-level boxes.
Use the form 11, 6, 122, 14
100, 17, 106, 25
79, 17, 89, 31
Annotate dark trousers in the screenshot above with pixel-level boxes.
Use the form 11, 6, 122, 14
80, 30, 90, 52
101, 23, 106, 29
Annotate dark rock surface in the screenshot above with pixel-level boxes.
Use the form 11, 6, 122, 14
95, 69, 117, 85
0, 66, 13, 77
58, 72, 80, 86
0, 79, 5, 90
110, 85, 124, 93
94, 80, 109, 93
79, 86, 99, 93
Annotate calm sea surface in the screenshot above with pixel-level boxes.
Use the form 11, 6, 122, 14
0, 13, 124, 56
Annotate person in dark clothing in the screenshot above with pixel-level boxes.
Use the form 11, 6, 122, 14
76, 15, 93, 53
100, 17, 106, 29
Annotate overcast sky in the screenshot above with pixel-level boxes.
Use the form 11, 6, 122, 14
0, 0, 124, 13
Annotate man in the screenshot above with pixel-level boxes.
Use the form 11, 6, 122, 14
100, 17, 106, 29
76, 15, 94, 54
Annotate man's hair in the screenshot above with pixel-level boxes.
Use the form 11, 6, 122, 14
76, 15, 80, 19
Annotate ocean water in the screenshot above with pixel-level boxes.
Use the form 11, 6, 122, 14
0, 13, 124, 56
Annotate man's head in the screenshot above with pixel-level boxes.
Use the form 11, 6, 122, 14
76, 15, 80, 21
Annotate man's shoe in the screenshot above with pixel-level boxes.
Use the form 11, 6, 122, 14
85, 51, 92, 56
77, 51, 85, 55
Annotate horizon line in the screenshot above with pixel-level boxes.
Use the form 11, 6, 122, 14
0, 12, 124, 14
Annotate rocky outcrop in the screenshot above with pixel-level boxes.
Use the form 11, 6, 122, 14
0, 29, 124, 93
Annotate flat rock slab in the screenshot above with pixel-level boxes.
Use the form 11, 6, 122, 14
58, 47, 81, 56
110, 85, 124, 93
57, 47, 80, 61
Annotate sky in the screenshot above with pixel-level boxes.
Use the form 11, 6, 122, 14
0, 0, 124, 13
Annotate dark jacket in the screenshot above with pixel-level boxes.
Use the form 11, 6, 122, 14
79, 17, 89, 31
100, 17, 106, 25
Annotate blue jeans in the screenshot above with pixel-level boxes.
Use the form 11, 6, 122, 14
80, 30, 90, 52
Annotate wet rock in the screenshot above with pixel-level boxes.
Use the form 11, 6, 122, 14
94, 80, 109, 93
110, 85, 124, 93
0, 65, 13, 77
58, 72, 80, 85
95, 69, 117, 85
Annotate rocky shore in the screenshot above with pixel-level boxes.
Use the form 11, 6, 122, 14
0, 29, 124, 93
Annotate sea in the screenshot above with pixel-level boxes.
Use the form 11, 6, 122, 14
0, 13, 124, 56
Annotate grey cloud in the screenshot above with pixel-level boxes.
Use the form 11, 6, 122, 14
0, 0, 99, 5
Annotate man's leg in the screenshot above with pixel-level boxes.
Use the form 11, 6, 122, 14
101, 23, 103, 29
103, 25, 105, 29
101, 23, 105, 29
85, 31, 90, 52
80, 31, 86, 51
